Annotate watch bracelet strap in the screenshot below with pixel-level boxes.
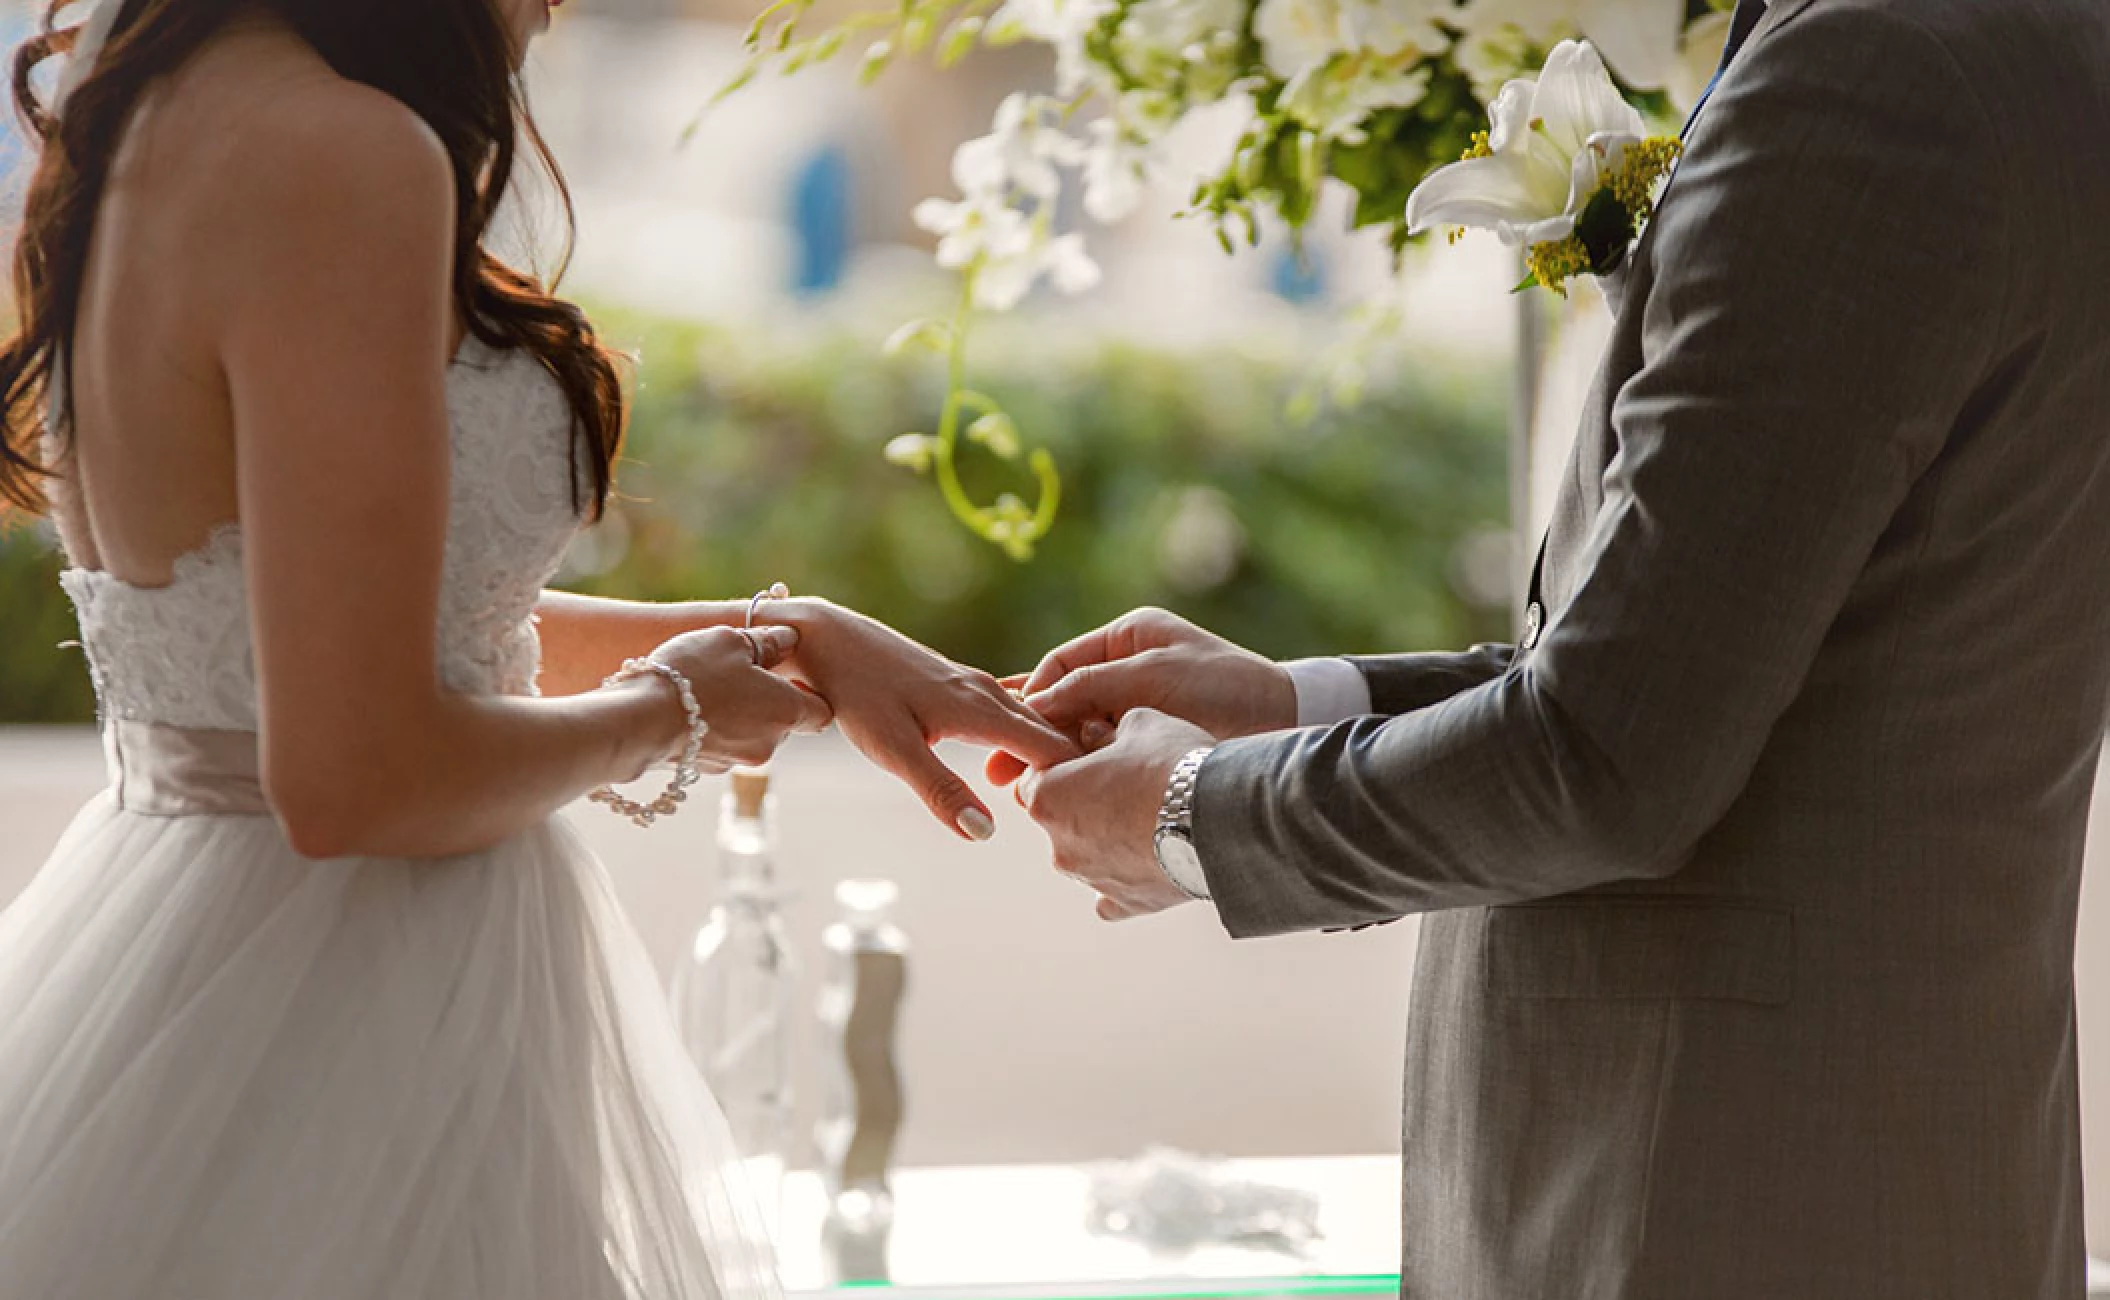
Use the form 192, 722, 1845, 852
1156, 746, 1216, 900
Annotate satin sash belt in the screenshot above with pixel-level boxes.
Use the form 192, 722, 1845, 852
104, 720, 270, 817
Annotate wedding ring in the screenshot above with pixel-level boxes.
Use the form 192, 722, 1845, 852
744, 582, 791, 631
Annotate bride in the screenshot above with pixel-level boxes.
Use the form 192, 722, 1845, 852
0, 0, 1074, 1295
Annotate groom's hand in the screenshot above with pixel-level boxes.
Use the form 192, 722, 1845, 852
1018, 707, 1218, 922
986, 607, 1293, 787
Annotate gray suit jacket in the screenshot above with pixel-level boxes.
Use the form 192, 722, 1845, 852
1193, 2, 2110, 1296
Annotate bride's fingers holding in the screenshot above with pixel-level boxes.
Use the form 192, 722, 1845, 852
791, 682, 834, 734
767, 676, 834, 735
747, 624, 801, 671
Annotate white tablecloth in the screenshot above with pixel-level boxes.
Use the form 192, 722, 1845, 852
776, 1156, 2110, 1299
778, 1155, 1401, 1297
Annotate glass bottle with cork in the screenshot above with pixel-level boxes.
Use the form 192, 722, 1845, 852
667, 766, 797, 1233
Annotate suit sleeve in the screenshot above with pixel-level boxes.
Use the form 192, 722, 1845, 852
1346, 644, 1518, 717
1193, 7, 2013, 938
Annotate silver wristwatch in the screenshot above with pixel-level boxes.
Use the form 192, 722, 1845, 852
1152, 746, 1216, 902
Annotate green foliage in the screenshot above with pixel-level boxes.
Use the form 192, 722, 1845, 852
574, 308, 1511, 677
0, 526, 94, 724
0, 310, 1511, 724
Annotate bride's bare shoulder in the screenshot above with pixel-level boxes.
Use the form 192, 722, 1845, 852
145, 28, 454, 257
225, 90, 445, 220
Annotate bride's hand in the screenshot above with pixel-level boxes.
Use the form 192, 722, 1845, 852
612, 625, 834, 779
770, 599, 1080, 840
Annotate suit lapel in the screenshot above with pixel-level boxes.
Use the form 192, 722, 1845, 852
1532, 0, 1823, 619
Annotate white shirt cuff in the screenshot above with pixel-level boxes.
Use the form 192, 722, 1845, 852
1283, 657, 1373, 728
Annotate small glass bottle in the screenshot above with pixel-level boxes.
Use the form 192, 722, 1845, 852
668, 767, 796, 1233
815, 879, 910, 1283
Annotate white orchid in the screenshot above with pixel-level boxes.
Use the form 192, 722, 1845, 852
1291, 60, 1435, 139
987, 0, 1118, 92
1080, 90, 1180, 222
1341, 0, 1452, 61
1255, 0, 1449, 81
1256, 0, 1450, 137
1083, 118, 1154, 222
914, 191, 1033, 277
1115, 0, 1246, 81
1405, 40, 1681, 294
1253, 0, 1346, 82
1454, 0, 1686, 96
913, 190, 1102, 310
915, 114, 1105, 312
953, 93, 1085, 201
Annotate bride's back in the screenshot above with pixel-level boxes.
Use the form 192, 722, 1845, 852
53, 20, 389, 585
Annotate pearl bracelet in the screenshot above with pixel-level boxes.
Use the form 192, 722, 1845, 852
588, 657, 711, 828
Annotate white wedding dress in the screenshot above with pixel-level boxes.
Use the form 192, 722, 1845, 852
0, 336, 780, 1299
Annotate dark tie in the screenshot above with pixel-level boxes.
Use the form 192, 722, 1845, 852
1681, 0, 1769, 137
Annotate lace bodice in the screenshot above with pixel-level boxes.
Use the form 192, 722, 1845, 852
59, 337, 584, 732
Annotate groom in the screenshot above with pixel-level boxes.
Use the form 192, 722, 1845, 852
993, 0, 2110, 1296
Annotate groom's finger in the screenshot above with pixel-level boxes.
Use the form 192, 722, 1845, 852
1097, 896, 1142, 923
985, 749, 1030, 787
957, 691, 1081, 771
1027, 656, 1159, 732
1021, 623, 1126, 696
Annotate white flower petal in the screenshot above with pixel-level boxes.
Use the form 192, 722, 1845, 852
952, 136, 1010, 197
1407, 153, 1560, 240
1668, 11, 1732, 115
1255, 0, 1346, 81
1342, 0, 1449, 59
976, 257, 1040, 310
1576, 0, 1684, 92
1045, 233, 1102, 293
913, 197, 966, 235
1519, 213, 1577, 246
1531, 41, 1646, 156
1457, 0, 1569, 44
1485, 78, 1539, 153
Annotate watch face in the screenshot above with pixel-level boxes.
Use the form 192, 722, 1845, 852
1154, 826, 1201, 871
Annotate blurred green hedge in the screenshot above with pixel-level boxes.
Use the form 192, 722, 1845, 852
0, 525, 95, 724
0, 310, 1510, 724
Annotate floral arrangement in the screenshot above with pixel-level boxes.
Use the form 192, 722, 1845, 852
723, 0, 1732, 557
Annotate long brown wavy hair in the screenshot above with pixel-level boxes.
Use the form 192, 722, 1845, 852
0, 0, 624, 518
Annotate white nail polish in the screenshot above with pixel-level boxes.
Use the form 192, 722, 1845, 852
958, 808, 996, 842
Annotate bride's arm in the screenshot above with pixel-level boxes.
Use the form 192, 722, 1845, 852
532, 590, 748, 697
219, 89, 821, 861
533, 587, 1087, 839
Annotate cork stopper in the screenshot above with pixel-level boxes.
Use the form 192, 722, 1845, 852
730, 766, 771, 819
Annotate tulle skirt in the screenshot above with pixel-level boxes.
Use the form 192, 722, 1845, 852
0, 792, 780, 1300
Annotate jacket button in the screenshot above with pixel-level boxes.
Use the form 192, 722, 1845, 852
1521, 601, 1544, 651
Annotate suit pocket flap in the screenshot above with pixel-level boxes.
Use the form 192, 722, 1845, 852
1485, 898, 1792, 1005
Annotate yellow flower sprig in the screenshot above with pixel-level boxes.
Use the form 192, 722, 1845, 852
1525, 135, 1683, 297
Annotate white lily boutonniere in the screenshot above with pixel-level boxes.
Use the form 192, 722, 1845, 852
1404, 39, 1682, 296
